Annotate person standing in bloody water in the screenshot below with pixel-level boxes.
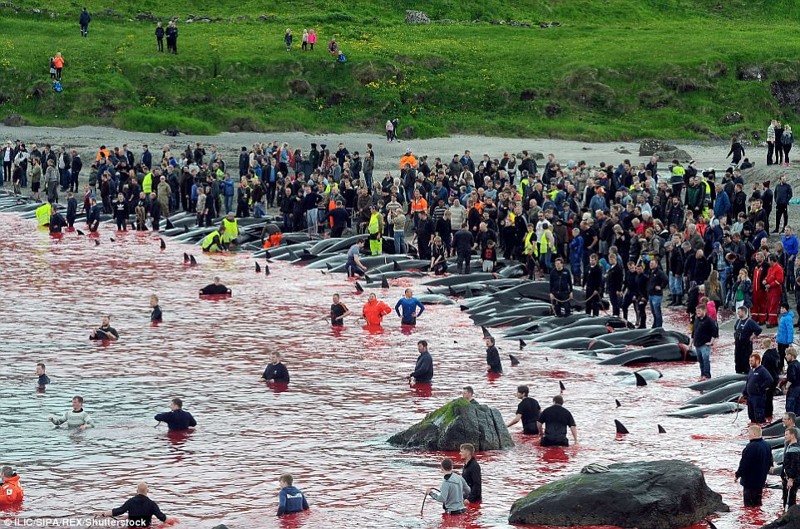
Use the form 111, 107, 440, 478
765, 254, 785, 328
752, 252, 770, 325
362, 293, 391, 326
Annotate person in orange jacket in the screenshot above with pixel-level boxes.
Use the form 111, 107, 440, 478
0, 467, 24, 507
399, 148, 418, 169
764, 254, 785, 328
362, 293, 391, 326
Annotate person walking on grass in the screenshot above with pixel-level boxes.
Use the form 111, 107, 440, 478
155, 22, 165, 52
308, 28, 317, 50
79, 8, 91, 38
285, 29, 293, 51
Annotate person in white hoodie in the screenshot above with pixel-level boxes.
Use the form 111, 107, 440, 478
426, 458, 470, 515
49, 396, 94, 430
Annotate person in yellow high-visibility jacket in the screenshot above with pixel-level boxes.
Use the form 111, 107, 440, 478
202, 225, 225, 252
538, 222, 555, 273
221, 214, 239, 246
523, 223, 538, 280
35, 202, 53, 226
367, 205, 384, 256
142, 171, 153, 195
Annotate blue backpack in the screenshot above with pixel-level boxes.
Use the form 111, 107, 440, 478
338, 53, 346, 63
53, 81, 63, 93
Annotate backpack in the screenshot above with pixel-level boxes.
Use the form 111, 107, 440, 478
338, 52, 346, 63
53, 81, 63, 93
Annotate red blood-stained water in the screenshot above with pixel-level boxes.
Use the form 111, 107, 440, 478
0, 212, 784, 529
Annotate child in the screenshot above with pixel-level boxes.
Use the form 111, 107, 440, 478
49, 57, 56, 79
285, 29, 293, 52
308, 28, 317, 51
277, 474, 309, 516
301, 29, 309, 51
481, 239, 497, 272
196, 187, 207, 227
701, 296, 717, 322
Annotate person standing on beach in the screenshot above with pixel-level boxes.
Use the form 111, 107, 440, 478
768, 120, 777, 165
155, 22, 165, 52
79, 7, 91, 37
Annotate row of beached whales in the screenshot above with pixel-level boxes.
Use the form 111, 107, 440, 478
1, 191, 783, 447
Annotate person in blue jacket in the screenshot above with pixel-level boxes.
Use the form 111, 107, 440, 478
277, 474, 309, 516
154, 398, 197, 431
221, 173, 235, 214
735, 424, 773, 507
569, 228, 584, 284
408, 340, 433, 383
395, 288, 425, 326
713, 183, 731, 220
778, 302, 796, 371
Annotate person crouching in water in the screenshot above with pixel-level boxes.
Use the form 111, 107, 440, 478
426, 458, 470, 515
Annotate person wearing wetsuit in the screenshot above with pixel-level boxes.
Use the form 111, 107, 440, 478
395, 288, 425, 325
86, 198, 101, 232
262, 352, 290, 383
330, 293, 350, 326
485, 336, 502, 374
537, 395, 578, 446
200, 277, 231, 295
98, 483, 168, 526
36, 362, 50, 390
49, 206, 67, 233
409, 340, 433, 383
149, 294, 162, 322
90, 315, 119, 340
507, 385, 541, 434
154, 398, 196, 430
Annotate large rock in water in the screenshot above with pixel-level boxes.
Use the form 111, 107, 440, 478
761, 504, 800, 528
508, 460, 728, 529
388, 398, 513, 451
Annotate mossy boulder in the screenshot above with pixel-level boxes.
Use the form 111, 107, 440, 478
509, 460, 728, 529
388, 398, 513, 451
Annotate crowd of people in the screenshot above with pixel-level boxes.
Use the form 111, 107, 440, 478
4, 122, 800, 519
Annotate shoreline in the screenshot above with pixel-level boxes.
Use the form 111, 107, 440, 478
0, 124, 740, 173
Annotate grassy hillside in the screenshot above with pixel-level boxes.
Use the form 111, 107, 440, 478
1, 0, 800, 140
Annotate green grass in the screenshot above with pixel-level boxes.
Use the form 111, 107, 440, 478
1, 0, 800, 139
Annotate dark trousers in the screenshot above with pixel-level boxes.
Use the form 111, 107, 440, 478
785, 144, 792, 164
266, 181, 277, 207
541, 437, 569, 447
553, 300, 572, 317
70, 170, 80, 192
456, 251, 471, 274
768, 142, 775, 165
115, 217, 127, 231
3, 161, 10, 181
734, 341, 753, 374
784, 478, 799, 507
743, 487, 763, 507
622, 291, 636, 321
80, 24, 88, 37
766, 383, 777, 419
777, 141, 785, 164
609, 289, 621, 317
747, 394, 766, 423
777, 204, 789, 231
636, 299, 647, 328
157, 37, 164, 52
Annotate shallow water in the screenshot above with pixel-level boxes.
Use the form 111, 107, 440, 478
0, 212, 785, 529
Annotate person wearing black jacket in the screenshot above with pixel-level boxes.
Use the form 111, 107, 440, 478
98, 483, 168, 526
459, 443, 482, 503
262, 352, 290, 383
621, 261, 638, 323
583, 253, 603, 317
79, 8, 91, 37
734, 307, 763, 374
647, 259, 668, 328
452, 223, 474, 274
735, 425, 773, 507
70, 150, 82, 192
606, 253, 624, 317
741, 353, 774, 424
762, 344, 781, 419
690, 304, 718, 379
409, 340, 433, 383
113, 192, 129, 231
549, 258, 573, 317
635, 263, 649, 329
485, 337, 502, 374
775, 175, 793, 233
154, 398, 196, 430
165, 21, 178, 54
668, 240, 685, 305
66, 192, 77, 228
783, 427, 800, 507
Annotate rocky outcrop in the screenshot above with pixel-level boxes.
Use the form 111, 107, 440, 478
388, 398, 514, 451
720, 111, 743, 125
639, 139, 674, 156
405, 10, 430, 24
654, 148, 693, 163
772, 81, 800, 113
3, 113, 28, 127
509, 460, 728, 529
738, 65, 766, 81
761, 504, 800, 528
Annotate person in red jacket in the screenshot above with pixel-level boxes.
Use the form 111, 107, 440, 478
765, 254, 785, 328
752, 252, 770, 325
362, 293, 391, 326
0, 467, 23, 507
